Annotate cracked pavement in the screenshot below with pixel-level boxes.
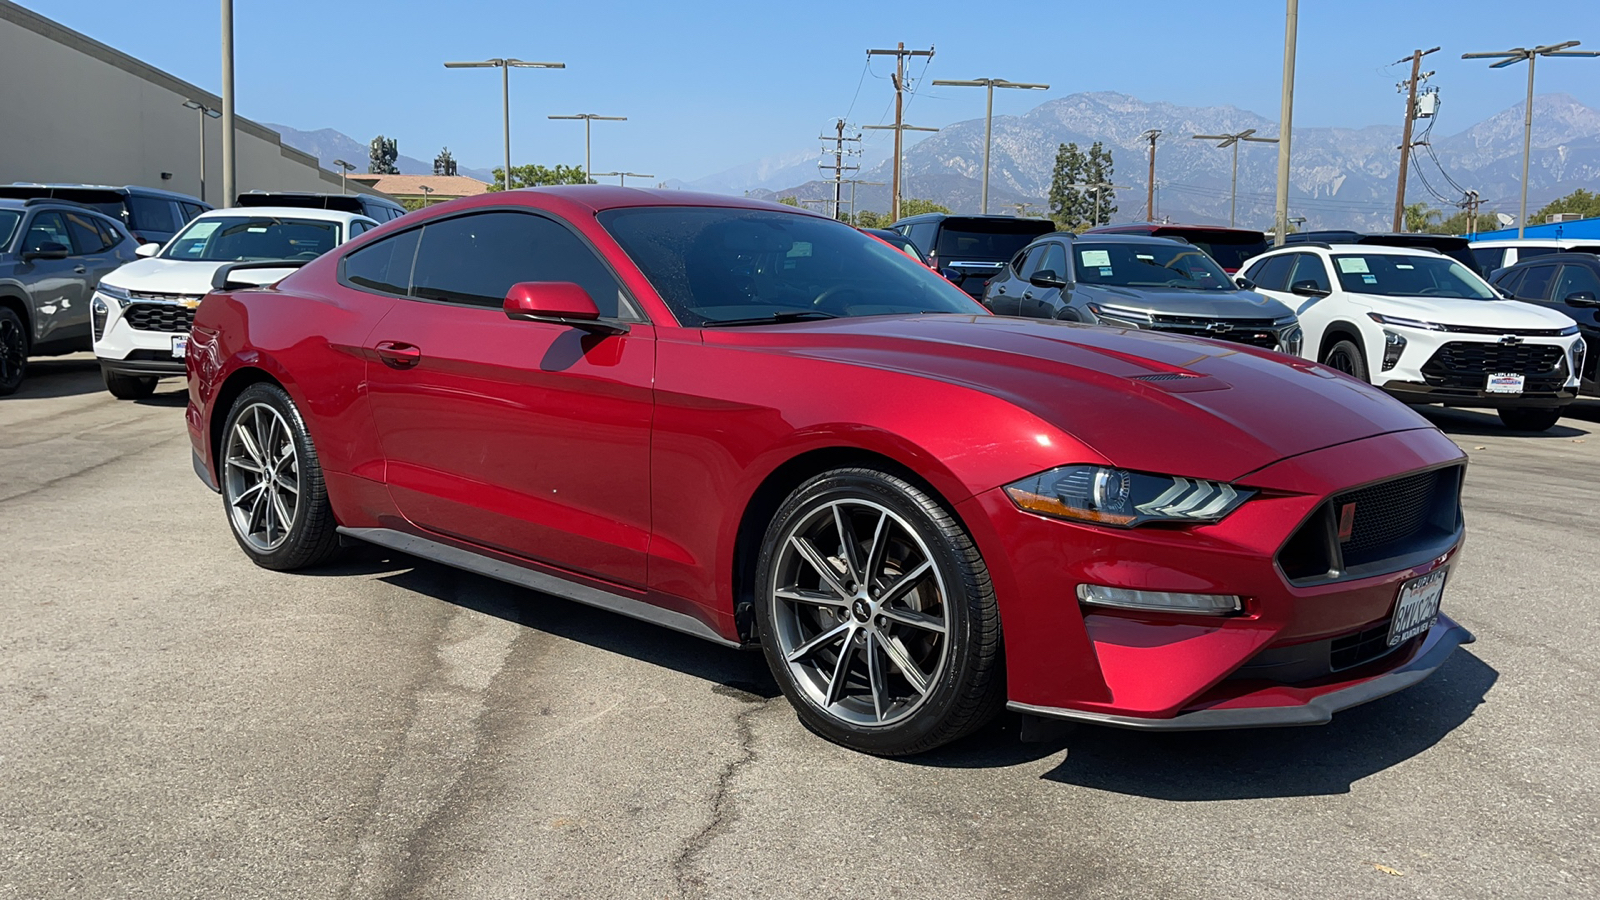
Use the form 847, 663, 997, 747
1, 357, 1597, 899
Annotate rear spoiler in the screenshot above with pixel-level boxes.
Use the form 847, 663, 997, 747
211, 259, 311, 291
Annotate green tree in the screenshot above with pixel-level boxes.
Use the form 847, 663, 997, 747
777, 196, 801, 207
1085, 141, 1117, 227
898, 197, 951, 218
1532, 188, 1600, 223
1403, 202, 1442, 233
852, 210, 888, 228
485, 163, 592, 191
1048, 142, 1089, 231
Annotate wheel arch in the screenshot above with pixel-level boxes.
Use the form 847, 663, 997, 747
208, 365, 286, 472
0, 291, 32, 347
1318, 320, 1368, 364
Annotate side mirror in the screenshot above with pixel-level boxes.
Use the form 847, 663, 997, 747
1029, 269, 1066, 289
1234, 276, 1257, 290
22, 242, 70, 261
1565, 290, 1600, 309
503, 281, 628, 335
135, 242, 161, 258
1290, 280, 1332, 298
939, 268, 962, 282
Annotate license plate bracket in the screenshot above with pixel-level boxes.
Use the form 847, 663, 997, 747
1486, 372, 1524, 394
1388, 567, 1446, 647
171, 335, 187, 359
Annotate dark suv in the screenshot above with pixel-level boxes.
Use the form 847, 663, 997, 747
891, 214, 1056, 297
0, 198, 139, 393
236, 191, 408, 223
1084, 223, 1268, 274
0, 184, 209, 245
1490, 252, 1600, 396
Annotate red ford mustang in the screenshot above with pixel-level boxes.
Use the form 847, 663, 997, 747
186, 187, 1472, 756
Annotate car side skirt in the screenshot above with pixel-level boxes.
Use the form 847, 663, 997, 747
337, 526, 742, 649
1009, 617, 1473, 731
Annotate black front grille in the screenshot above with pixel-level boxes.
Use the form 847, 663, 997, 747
1277, 465, 1463, 583
1336, 470, 1439, 561
124, 303, 195, 332
1153, 318, 1282, 350
1421, 341, 1565, 389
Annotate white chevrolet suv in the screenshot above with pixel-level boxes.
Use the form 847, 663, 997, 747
1238, 243, 1584, 431
92, 206, 377, 399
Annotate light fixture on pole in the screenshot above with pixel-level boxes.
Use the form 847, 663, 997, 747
419, 184, 435, 207
591, 172, 654, 187
443, 58, 567, 192
1192, 130, 1279, 228
929, 77, 1049, 215
331, 158, 355, 194
548, 113, 627, 182
1462, 41, 1599, 237
182, 100, 221, 204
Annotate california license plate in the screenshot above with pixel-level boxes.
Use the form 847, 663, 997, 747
171, 335, 188, 358
1486, 372, 1524, 393
1388, 568, 1446, 647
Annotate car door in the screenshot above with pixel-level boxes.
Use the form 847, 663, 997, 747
986, 246, 1039, 316
17, 211, 92, 348
1019, 241, 1071, 319
361, 209, 655, 587
1550, 263, 1600, 387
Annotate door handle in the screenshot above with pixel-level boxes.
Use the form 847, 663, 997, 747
73, 265, 87, 274
1023, 291, 1034, 300
374, 341, 421, 369
997, 285, 1007, 294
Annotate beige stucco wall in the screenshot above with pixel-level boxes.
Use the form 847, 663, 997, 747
0, 2, 384, 205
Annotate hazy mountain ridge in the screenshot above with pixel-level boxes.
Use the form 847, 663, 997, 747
263, 123, 497, 183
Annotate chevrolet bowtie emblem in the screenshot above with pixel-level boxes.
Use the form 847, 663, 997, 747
1206, 322, 1233, 333
1498, 335, 1522, 345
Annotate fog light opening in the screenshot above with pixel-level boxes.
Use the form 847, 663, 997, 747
1381, 330, 1406, 372
1076, 583, 1241, 615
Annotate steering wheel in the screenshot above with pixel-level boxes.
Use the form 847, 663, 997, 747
291, 251, 320, 259
812, 284, 867, 312
1415, 287, 1452, 296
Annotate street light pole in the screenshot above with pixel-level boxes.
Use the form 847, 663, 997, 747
1463, 41, 1598, 237
182, 100, 221, 205
332, 158, 354, 194
444, 58, 567, 191
1139, 129, 1161, 221
1193, 130, 1279, 228
548, 114, 627, 182
930, 78, 1049, 215
219, 0, 236, 207
1274, 0, 1298, 246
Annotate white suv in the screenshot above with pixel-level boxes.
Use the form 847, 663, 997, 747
1238, 243, 1584, 431
92, 207, 377, 398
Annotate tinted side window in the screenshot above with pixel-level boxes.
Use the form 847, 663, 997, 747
1016, 246, 1046, 279
907, 222, 938, 253
1515, 264, 1556, 301
343, 228, 419, 295
23, 212, 72, 253
179, 203, 207, 223
1289, 253, 1331, 292
1514, 246, 1557, 264
1494, 267, 1525, 295
1554, 264, 1600, 300
1471, 247, 1504, 273
63, 211, 112, 253
1251, 254, 1295, 291
408, 211, 634, 318
1040, 243, 1069, 280
95, 216, 128, 248
128, 197, 178, 234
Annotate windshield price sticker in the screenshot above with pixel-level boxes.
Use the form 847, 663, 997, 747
1080, 250, 1112, 268
1337, 257, 1371, 274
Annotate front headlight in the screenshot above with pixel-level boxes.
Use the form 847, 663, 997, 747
1367, 312, 1445, 331
96, 283, 132, 307
91, 294, 108, 342
1087, 303, 1153, 326
1004, 465, 1254, 527
1278, 325, 1303, 356
1382, 329, 1407, 371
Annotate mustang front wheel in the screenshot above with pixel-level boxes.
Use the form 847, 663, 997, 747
755, 468, 1003, 756
220, 383, 341, 570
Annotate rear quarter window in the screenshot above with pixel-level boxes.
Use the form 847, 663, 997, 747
343, 228, 420, 295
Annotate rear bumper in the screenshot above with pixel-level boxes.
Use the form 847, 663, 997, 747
1010, 616, 1473, 730
1379, 380, 1574, 408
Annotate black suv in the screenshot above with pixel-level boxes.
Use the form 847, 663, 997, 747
236, 191, 408, 223
891, 214, 1057, 298
0, 198, 140, 394
0, 184, 209, 245
1490, 252, 1600, 396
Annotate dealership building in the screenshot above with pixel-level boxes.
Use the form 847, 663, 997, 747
0, 1, 384, 207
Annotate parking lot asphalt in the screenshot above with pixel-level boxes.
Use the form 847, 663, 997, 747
1, 355, 1597, 900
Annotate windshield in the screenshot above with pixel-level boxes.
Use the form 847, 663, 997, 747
1073, 242, 1235, 292
1332, 254, 1496, 299
598, 207, 983, 326
933, 219, 1054, 261
0, 211, 19, 248
161, 216, 341, 261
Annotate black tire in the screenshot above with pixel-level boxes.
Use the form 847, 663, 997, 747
1497, 406, 1563, 432
0, 306, 27, 396
103, 370, 158, 400
218, 382, 343, 570
754, 468, 1004, 756
1322, 338, 1369, 382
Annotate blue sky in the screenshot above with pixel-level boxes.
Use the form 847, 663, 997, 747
22, 0, 1600, 182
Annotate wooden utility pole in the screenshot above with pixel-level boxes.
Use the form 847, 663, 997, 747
1392, 46, 1440, 232
867, 43, 935, 221
1140, 129, 1161, 221
819, 119, 861, 221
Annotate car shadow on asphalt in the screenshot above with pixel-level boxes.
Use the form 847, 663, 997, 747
1417, 404, 1596, 437
3, 357, 104, 400
310, 543, 785, 700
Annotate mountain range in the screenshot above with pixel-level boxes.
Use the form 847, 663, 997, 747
755, 91, 1600, 231
263, 123, 497, 183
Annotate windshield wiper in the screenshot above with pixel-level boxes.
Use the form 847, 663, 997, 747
701, 310, 839, 327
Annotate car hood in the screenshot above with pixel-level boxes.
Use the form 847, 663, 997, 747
99, 257, 290, 294
724, 314, 1432, 483
1338, 293, 1575, 329
1083, 285, 1295, 319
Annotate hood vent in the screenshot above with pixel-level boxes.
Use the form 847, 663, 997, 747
1131, 372, 1202, 382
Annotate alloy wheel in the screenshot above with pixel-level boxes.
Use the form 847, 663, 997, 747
0, 315, 24, 388
769, 498, 950, 727
1326, 348, 1356, 375
223, 402, 300, 552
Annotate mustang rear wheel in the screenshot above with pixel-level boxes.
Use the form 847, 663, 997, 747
220, 383, 342, 570
755, 468, 1003, 756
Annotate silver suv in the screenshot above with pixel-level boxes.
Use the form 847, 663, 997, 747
0, 198, 139, 394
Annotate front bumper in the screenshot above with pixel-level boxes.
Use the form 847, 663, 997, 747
959, 427, 1471, 728
92, 289, 195, 378
1370, 327, 1581, 407
1379, 379, 1574, 408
